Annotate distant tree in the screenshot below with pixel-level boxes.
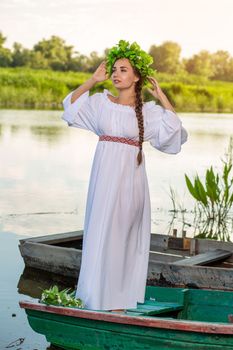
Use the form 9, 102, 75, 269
0, 32, 5, 46
0, 31, 12, 66
67, 52, 89, 72
211, 50, 233, 81
227, 58, 233, 82
149, 41, 182, 74
28, 51, 49, 69
1, 30, 232, 82
33, 35, 73, 70
184, 50, 214, 78
86, 51, 105, 72
11, 42, 32, 67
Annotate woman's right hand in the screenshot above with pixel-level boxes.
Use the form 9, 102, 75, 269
92, 61, 109, 82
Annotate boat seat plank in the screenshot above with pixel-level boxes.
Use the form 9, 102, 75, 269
172, 249, 232, 266
126, 301, 183, 316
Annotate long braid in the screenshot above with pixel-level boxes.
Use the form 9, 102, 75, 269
134, 77, 144, 166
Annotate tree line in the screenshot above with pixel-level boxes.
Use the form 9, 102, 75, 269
0, 31, 233, 82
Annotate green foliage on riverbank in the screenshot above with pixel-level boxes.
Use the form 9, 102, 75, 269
0, 67, 233, 112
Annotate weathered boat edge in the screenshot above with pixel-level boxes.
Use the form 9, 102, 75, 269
19, 300, 233, 335
148, 260, 233, 290
19, 230, 84, 244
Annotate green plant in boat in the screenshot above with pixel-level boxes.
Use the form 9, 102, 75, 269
40, 285, 84, 308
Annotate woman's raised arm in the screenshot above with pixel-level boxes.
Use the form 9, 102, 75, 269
71, 61, 109, 103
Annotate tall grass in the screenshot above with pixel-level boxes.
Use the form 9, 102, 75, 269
0, 67, 233, 112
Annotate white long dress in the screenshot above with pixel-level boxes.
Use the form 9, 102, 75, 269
61, 88, 188, 311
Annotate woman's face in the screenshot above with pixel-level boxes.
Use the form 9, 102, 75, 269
111, 58, 139, 89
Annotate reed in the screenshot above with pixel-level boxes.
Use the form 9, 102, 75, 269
185, 137, 233, 241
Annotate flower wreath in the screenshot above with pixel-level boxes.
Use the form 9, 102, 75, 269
105, 39, 156, 86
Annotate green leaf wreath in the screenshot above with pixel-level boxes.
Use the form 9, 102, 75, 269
106, 39, 156, 86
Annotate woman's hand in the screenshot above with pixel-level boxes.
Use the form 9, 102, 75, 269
92, 61, 109, 83
70, 61, 108, 103
146, 76, 164, 99
147, 76, 176, 112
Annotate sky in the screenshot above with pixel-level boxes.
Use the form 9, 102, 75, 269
0, 0, 232, 59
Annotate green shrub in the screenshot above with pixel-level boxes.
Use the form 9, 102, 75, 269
0, 67, 233, 111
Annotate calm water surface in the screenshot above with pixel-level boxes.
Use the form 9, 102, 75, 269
0, 109, 233, 348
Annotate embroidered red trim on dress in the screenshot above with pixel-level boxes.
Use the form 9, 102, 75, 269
99, 135, 139, 147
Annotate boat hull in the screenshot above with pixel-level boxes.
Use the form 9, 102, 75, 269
21, 303, 233, 350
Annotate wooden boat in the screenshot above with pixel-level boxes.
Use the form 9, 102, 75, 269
19, 230, 233, 290
19, 285, 233, 350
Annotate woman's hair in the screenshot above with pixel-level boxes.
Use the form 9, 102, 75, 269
132, 66, 145, 167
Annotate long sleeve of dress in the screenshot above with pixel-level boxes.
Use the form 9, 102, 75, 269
145, 103, 188, 154
61, 90, 101, 135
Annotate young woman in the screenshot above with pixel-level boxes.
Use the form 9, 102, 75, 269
61, 41, 188, 312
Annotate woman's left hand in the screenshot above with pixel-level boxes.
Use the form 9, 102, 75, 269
146, 76, 164, 99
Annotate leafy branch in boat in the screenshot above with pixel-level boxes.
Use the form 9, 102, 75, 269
40, 285, 84, 308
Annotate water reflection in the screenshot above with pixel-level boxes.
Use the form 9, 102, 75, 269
10, 124, 21, 135
18, 267, 76, 299
1, 109, 233, 238
29, 125, 66, 143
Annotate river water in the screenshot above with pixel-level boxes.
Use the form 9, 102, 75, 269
0, 109, 232, 349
